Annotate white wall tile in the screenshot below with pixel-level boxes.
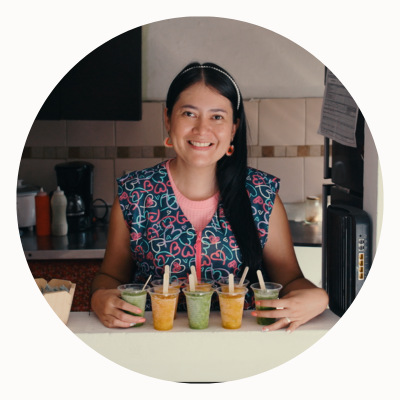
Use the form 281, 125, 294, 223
25, 120, 66, 147
244, 100, 258, 145
259, 99, 305, 146
304, 157, 332, 200
258, 157, 304, 203
67, 121, 115, 146
248, 157, 257, 169
18, 159, 64, 192
115, 158, 163, 197
305, 98, 324, 145
116, 103, 164, 146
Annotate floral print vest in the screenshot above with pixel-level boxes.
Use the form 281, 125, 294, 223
116, 160, 280, 311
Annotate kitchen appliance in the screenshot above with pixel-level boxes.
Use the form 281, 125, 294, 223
321, 68, 372, 317
325, 205, 371, 317
17, 180, 39, 229
54, 161, 94, 232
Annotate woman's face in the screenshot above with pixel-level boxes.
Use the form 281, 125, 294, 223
164, 82, 239, 169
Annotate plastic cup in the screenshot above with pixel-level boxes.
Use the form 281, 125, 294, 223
147, 287, 180, 331
117, 284, 149, 327
182, 278, 215, 292
151, 279, 181, 319
182, 287, 214, 329
218, 277, 250, 288
215, 286, 248, 329
250, 282, 283, 326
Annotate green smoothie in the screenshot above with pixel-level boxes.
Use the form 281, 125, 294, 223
254, 292, 279, 325
183, 288, 213, 329
250, 282, 282, 326
118, 284, 148, 327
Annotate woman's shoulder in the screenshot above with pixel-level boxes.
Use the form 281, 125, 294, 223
116, 160, 168, 187
245, 166, 280, 188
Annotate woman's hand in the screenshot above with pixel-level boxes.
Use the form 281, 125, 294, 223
91, 288, 146, 328
251, 288, 329, 333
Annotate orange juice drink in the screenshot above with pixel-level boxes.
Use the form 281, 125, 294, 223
152, 279, 181, 319
216, 287, 248, 329
147, 287, 180, 331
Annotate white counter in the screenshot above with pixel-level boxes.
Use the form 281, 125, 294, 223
68, 310, 340, 382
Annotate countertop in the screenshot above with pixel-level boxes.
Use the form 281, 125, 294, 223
69, 309, 339, 382
21, 221, 321, 260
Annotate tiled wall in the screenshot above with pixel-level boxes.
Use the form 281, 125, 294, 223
20, 98, 331, 205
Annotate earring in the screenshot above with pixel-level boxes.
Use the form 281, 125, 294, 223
164, 136, 173, 148
226, 144, 234, 156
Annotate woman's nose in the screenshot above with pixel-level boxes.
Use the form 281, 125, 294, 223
193, 116, 209, 134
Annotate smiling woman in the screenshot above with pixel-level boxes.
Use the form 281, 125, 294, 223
90, 61, 328, 331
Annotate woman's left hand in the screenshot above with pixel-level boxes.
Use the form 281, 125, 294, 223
251, 288, 329, 333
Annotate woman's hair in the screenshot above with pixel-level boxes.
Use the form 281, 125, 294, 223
166, 62, 263, 284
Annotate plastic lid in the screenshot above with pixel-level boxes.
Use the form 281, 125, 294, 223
53, 186, 64, 195
36, 187, 48, 197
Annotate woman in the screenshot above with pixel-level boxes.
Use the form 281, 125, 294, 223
91, 62, 329, 332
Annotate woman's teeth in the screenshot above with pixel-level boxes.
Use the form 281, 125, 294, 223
189, 141, 212, 147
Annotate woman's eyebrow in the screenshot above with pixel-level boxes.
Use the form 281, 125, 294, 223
181, 104, 227, 113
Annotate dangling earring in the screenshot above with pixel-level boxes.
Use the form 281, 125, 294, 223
164, 135, 173, 148
226, 144, 234, 156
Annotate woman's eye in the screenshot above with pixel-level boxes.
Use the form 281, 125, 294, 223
213, 115, 223, 120
183, 111, 194, 117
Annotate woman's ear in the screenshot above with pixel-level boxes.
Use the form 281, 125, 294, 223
164, 107, 170, 132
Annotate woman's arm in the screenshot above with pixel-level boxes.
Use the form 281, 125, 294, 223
91, 195, 145, 328
253, 194, 329, 332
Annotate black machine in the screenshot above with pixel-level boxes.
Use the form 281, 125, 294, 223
55, 161, 94, 232
321, 69, 372, 317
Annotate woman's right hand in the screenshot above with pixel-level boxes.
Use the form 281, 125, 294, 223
91, 288, 146, 328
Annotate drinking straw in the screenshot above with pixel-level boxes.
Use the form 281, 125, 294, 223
189, 274, 196, 292
163, 272, 169, 294
190, 266, 198, 285
142, 275, 151, 291
228, 273, 234, 294
257, 270, 266, 290
239, 266, 249, 286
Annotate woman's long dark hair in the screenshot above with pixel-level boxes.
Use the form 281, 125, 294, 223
166, 62, 263, 284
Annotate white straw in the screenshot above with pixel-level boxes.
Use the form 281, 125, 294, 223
257, 270, 266, 290
165, 265, 170, 282
142, 275, 151, 291
228, 273, 234, 294
190, 266, 198, 285
239, 267, 249, 286
163, 273, 169, 294
189, 274, 195, 292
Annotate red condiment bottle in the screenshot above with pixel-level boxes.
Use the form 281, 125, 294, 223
35, 188, 51, 236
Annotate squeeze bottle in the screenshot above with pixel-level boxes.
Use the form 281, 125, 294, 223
51, 186, 68, 236
35, 188, 51, 236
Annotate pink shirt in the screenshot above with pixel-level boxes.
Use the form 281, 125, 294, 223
166, 159, 219, 232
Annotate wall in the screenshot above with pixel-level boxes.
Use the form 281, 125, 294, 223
19, 17, 330, 207
20, 98, 330, 206
142, 17, 325, 100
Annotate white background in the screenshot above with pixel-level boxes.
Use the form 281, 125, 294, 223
1, 0, 398, 398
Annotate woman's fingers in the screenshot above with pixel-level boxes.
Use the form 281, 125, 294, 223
251, 309, 296, 319
260, 317, 289, 332
114, 297, 143, 315
256, 298, 291, 309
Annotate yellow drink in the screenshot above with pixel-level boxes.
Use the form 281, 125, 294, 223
148, 287, 180, 331
216, 287, 248, 329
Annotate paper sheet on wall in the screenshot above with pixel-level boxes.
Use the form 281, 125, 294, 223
317, 69, 358, 147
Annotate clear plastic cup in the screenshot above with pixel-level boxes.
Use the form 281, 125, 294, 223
117, 284, 149, 327
147, 287, 180, 331
181, 278, 215, 292
250, 282, 283, 326
151, 279, 182, 319
215, 286, 248, 329
182, 287, 214, 329
218, 277, 250, 289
